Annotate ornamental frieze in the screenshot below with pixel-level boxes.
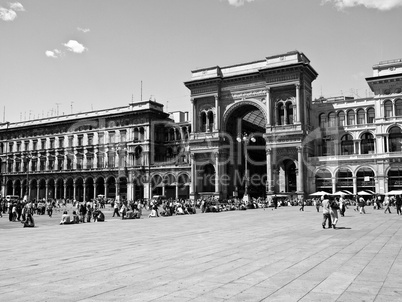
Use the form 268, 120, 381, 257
232, 90, 267, 99
266, 74, 298, 83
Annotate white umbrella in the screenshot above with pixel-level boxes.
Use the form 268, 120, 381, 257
385, 190, 402, 195
357, 191, 372, 196
331, 191, 347, 196
309, 191, 329, 196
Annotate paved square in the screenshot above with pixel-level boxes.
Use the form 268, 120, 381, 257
1, 206, 402, 301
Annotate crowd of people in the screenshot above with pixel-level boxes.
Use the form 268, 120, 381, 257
1, 191, 401, 229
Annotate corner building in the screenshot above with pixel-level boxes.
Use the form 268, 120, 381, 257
0, 101, 191, 201
311, 58, 402, 195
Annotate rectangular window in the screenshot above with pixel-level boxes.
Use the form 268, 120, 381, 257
98, 133, 104, 145
109, 132, 115, 144
24, 141, 29, 151
16, 142, 21, 152
68, 136, 73, 147
120, 130, 126, 142
88, 134, 93, 145
41, 139, 46, 149
32, 141, 37, 151
50, 139, 55, 149
9, 142, 13, 152
77, 135, 83, 146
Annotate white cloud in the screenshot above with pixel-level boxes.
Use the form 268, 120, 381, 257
63, 40, 88, 53
0, 7, 16, 21
77, 27, 90, 33
45, 49, 63, 58
227, 0, 255, 7
9, 2, 25, 11
0, 2, 25, 21
322, 0, 402, 11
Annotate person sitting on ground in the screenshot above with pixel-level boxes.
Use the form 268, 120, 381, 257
60, 211, 72, 225
93, 209, 105, 222
71, 211, 80, 224
22, 213, 35, 228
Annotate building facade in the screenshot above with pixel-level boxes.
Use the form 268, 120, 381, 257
2, 52, 402, 201
310, 58, 402, 195
0, 101, 191, 201
185, 51, 402, 198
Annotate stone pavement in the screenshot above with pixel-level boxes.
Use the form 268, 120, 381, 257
0, 206, 401, 302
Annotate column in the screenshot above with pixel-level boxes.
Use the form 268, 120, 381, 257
73, 180, 77, 201
215, 152, 220, 195
284, 106, 288, 125
266, 87, 271, 126
45, 180, 49, 200
162, 184, 166, 196
45, 152, 50, 170
94, 183, 97, 199
332, 177, 336, 193
214, 95, 219, 131
353, 177, 357, 195
28, 180, 31, 200
83, 181, 86, 202
36, 184, 40, 201
206, 113, 210, 133
295, 84, 301, 123
83, 150, 88, 169
296, 146, 304, 194
191, 98, 196, 134
175, 183, 179, 199
93, 149, 98, 168
266, 147, 273, 193
64, 180, 67, 199
190, 154, 195, 198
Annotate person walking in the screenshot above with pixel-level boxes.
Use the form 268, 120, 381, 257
321, 195, 332, 229
339, 195, 346, 217
112, 200, 120, 217
315, 198, 321, 212
383, 196, 392, 214
396, 194, 402, 215
330, 197, 340, 229
358, 195, 366, 214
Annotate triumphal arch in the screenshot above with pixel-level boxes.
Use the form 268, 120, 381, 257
184, 51, 318, 200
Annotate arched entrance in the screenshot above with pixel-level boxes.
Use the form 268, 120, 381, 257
75, 178, 84, 201
278, 159, 297, 193
151, 174, 163, 197
356, 167, 375, 193
86, 177, 94, 200
315, 169, 332, 193
95, 177, 105, 197
335, 168, 353, 193
388, 166, 402, 191
164, 173, 176, 199
223, 101, 267, 199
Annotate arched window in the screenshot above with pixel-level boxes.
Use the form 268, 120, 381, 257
200, 112, 207, 132
341, 134, 353, 155
357, 109, 365, 124
278, 103, 284, 125
347, 110, 355, 125
286, 102, 293, 124
361, 132, 375, 154
389, 126, 402, 152
328, 112, 336, 127
384, 100, 393, 118
207, 111, 214, 132
338, 111, 345, 126
319, 113, 327, 128
315, 169, 332, 192
395, 100, 402, 116
367, 108, 375, 124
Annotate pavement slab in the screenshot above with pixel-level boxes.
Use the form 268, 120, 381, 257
1, 205, 402, 301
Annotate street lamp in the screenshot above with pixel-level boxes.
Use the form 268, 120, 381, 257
23, 152, 34, 202
237, 132, 256, 203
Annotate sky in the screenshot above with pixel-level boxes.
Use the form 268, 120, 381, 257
1, 0, 402, 123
